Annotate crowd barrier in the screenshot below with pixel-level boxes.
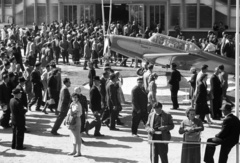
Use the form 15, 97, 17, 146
148, 140, 240, 163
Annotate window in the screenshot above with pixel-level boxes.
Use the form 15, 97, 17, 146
37, 5, 46, 25
170, 5, 180, 27
200, 3, 212, 28
185, 4, 197, 28
26, 5, 34, 25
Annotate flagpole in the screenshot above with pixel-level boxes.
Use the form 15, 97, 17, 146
235, 0, 239, 162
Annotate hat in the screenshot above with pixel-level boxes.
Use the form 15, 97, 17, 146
220, 104, 232, 111
12, 88, 22, 94
93, 76, 100, 81
201, 64, 208, 70
35, 62, 42, 67
190, 67, 197, 73
18, 76, 26, 83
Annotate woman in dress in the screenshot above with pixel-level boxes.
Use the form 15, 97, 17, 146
147, 73, 158, 113
188, 67, 197, 107
67, 93, 82, 157
194, 73, 212, 124
179, 107, 204, 163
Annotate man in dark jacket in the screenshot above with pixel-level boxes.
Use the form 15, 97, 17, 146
131, 77, 148, 137
51, 78, 71, 135
106, 73, 121, 130
28, 62, 43, 111
16, 77, 28, 108
86, 76, 104, 136
209, 67, 222, 119
168, 63, 181, 110
10, 88, 27, 150
204, 104, 240, 163
0, 73, 11, 128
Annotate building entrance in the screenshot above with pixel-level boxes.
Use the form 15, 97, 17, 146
103, 4, 129, 24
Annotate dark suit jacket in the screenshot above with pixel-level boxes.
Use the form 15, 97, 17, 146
106, 81, 120, 108
131, 85, 148, 113
168, 69, 181, 90
16, 84, 28, 108
216, 114, 240, 147
100, 77, 107, 104
0, 82, 11, 106
57, 86, 71, 113
90, 85, 102, 112
210, 74, 222, 98
146, 111, 174, 141
195, 82, 208, 104
88, 68, 96, 87
47, 75, 58, 99
10, 97, 27, 127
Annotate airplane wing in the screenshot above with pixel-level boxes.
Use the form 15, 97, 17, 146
143, 53, 189, 59
143, 52, 207, 59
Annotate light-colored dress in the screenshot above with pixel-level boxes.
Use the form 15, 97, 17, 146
179, 118, 204, 163
68, 101, 82, 144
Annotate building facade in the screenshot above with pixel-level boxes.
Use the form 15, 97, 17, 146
0, 0, 237, 35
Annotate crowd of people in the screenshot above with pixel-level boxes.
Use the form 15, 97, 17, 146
0, 19, 239, 163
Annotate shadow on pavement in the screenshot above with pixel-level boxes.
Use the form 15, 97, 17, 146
93, 135, 144, 143
84, 155, 138, 163
83, 141, 131, 148
0, 148, 25, 157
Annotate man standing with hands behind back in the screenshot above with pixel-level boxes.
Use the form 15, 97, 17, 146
10, 88, 27, 150
168, 63, 181, 110
146, 102, 174, 163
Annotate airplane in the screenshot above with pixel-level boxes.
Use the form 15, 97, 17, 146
103, 33, 235, 74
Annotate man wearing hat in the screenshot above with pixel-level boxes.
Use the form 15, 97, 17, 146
131, 77, 148, 137
0, 73, 11, 128
10, 88, 27, 150
86, 76, 104, 136
28, 62, 43, 111
168, 63, 181, 110
204, 104, 240, 163
143, 64, 154, 93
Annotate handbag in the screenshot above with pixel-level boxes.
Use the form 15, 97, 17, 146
64, 107, 77, 127
184, 131, 201, 142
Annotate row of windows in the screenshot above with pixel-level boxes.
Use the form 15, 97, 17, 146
170, 0, 237, 29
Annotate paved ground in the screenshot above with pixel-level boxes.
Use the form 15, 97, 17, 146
0, 60, 239, 163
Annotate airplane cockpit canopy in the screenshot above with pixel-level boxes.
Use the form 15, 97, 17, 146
149, 33, 201, 53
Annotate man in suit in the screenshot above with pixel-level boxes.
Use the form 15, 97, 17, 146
204, 104, 240, 163
146, 102, 174, 163
209, 67, 222, 119
106, 73, 121, 130
131, 77, 148, 137
10, 88, 27, 150
51, 78, 71, 135
86, 76, 104, 136
0, 73, 11, 128
168, 63, 181, 109
28, 62, 43, 111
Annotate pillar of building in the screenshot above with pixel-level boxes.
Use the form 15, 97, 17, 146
196, 0, 200, 29
212, 0, 216, 26
12, 0, 15, 24
227, 0, 231, 28
180, 0, 185, 29
46, 0, 49, 24
1, 0, 5, 22
34, 0, 37, 24
58, 0, 61, 22
23, 0, 26, 26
